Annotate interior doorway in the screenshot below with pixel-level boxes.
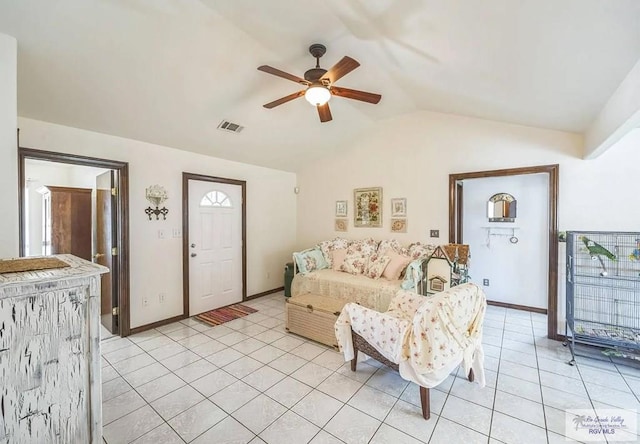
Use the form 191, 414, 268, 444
182, 173, 246, 317
449, 164, 559, 340
18, 147, 131, 337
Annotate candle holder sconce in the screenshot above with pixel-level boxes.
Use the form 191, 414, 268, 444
145, 185, 169, 220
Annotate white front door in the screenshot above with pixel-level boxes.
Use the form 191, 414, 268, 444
188, 180, 243, 315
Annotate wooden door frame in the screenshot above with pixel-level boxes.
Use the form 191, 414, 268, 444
182, 173, 247, 317
448, 164, 559, 340
18, 147, 131, 337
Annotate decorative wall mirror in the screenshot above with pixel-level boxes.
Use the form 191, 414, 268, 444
487, 193, 517, 222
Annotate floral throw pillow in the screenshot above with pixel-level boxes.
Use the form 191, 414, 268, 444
319, 238, 350, 267
408, 242, 437, 260
293, 247, 329, 274
377, 239, 409, 257
365, 255, 391, 279
340, 253, 369, 275
347, 238, 379, 257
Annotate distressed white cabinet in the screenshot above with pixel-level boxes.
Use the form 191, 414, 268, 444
0, 255, 108, 444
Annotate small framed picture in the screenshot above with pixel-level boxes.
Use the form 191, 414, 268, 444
335, 218, 348, 232
390, 218, 407, 233
335, 200, 348, 217
391, 198, 407, 217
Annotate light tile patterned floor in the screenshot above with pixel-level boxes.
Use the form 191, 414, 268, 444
101, 292, 640, 443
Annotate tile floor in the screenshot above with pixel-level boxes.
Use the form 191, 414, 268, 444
101, 292, 640, 444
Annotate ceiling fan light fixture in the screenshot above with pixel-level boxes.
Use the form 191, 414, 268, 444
304, 84, 331, 106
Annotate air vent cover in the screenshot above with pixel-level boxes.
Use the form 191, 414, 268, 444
217, 120, 244, 134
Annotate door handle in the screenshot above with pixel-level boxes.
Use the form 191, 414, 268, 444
191, 253, 197, 258
191, 243, 196, 248
93, 253, 105, 259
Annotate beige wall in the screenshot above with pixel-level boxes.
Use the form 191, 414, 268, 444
18, 118, 297, 329
0, 33, 17, 257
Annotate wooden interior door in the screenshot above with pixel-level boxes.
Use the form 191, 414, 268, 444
46, 186, 92, 260
96, 170, 119, 334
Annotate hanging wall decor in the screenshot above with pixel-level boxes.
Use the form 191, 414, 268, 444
487, 192, 517, 222
145, 185, 169, 220
335, 200, 348, 217
391, 198, 407, 217
390, 218, 407, 233
335, 218, 348, 232
354, 187, 382, 228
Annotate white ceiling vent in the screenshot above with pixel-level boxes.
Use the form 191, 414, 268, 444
217, 120, 244, 134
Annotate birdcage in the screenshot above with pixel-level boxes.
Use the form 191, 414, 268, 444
565, 231, 640, 365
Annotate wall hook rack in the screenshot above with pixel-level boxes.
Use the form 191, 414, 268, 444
145, 185, 168, 221
145, 206, 168, 220
482, 226, 520, 248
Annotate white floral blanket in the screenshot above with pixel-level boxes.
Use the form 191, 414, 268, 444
291, 269, 400, 312
335, 283, 487, 388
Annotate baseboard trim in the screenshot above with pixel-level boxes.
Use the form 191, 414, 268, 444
487, 300, 547, 315
127, 287, 284, 336
128, 314, 187, 336
245, 287, 284, 300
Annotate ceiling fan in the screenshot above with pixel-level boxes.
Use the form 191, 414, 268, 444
258, 44, 382, 123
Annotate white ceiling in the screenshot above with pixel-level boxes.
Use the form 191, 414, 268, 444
1, 0, 639, 171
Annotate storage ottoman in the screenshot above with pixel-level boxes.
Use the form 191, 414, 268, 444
286, 293, 346, 348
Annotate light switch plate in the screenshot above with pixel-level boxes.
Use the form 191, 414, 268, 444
430, 230, 440, 238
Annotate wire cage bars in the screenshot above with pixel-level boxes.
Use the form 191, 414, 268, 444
565, 231, 640, 365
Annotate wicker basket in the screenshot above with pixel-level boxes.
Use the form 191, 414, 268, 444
286, 294, 346, 348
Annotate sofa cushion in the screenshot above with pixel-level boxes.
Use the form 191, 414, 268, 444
319, 238, 350, 268
408, 242, 437, 260
347, 238, 379, 257
378, 239, 409, 256
382, 250, 412, 280
331, 248, 348, 271
293, 247, 329, 274
340, 253, 369, 275
365, 255, 392, 279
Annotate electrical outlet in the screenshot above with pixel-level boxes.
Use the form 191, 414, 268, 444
143, 297, 149, 307
483, 279, 490, 286
430, 229, 440, 238
159, 293, 166, 303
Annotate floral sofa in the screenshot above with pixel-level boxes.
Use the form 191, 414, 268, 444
291, 238, 436, 312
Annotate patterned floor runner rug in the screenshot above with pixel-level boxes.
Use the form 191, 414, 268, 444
195, 303, 258, 327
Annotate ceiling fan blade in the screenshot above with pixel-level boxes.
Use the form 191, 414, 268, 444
263, 90, 305, 109
317, 103, 332, 123
257, 65, 309, 85
331, 86, 381, 104
322, 56, 360, 83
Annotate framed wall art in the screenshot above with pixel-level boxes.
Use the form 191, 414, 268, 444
335, 218, 348, 232
354, 187, 382, 228
391, 218, 407, 233
335, 200, 348, 217
391, 198, 407, 217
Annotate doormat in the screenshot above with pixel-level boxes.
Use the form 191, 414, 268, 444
195, 303, 258, 327
0, 257, 70, 274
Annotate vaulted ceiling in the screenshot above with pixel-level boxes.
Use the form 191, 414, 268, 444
1, 0, 639, 171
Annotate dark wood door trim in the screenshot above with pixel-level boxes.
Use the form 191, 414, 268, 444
182, 173, 247, 318
18, 147, 131, 337
448, 164, 559, 340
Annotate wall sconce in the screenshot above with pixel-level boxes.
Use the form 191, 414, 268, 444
145, 185, 169, 220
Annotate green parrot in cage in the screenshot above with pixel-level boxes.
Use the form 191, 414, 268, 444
579, 236, 617, 276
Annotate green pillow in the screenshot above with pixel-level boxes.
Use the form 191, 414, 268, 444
293, 247, 329, 274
